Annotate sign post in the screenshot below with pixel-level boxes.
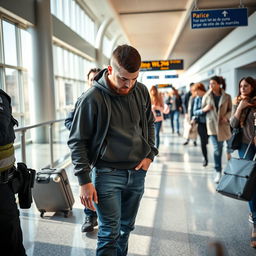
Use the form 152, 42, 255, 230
191, 8, 248, 29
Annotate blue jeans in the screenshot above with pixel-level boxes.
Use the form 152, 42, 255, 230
92, 167, 146, 256
210, 135, 224, 173
238, 143, 256, 222
154, 121, 162, 149
169, 110, 180, 133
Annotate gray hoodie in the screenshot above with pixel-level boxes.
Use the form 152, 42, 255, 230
68, 69, 158, 185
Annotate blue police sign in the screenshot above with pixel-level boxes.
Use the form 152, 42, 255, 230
191, 8, 248, 29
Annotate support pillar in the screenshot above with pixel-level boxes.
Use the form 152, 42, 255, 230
30, 0, 55, 143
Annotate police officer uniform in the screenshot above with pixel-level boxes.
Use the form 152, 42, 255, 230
0, 89, 26, 256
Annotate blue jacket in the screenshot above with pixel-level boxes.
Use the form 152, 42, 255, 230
192, 96, 206, 123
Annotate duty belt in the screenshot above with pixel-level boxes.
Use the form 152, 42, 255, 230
0, 167, 15, 184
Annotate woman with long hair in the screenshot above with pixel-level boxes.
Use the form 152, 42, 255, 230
191, 82, 208, 166
201, 76, 232, 183
150, 85, 164, 149
230, 77, 256, 248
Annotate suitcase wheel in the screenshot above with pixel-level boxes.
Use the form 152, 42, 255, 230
63, 210, 72, 218
40, 210, 46, 218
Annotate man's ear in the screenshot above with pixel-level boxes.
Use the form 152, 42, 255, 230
107, 65, 112, 75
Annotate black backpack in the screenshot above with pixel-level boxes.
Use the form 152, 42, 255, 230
0, 89, 18, 146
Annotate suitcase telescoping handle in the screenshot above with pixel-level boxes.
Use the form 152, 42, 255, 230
244, 112, 256, 161
36, 173, 60, 183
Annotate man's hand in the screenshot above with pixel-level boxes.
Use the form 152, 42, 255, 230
80, 183, 98, 211
135, 158, 152, 171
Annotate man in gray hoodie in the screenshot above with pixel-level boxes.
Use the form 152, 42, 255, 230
68, 44, 158, 256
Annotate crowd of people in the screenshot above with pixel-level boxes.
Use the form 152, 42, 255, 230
149, 75, 256, 249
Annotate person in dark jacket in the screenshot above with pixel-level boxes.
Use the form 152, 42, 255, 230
65, 68, 101, 131
166, 87, 183, 135
68, 45, 158, 256
0, 89, 26, 256
65, 68, 100, 233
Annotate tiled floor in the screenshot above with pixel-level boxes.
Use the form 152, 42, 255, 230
20, 122, 256, 256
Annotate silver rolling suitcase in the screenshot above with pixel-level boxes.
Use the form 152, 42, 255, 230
33, 168, 75, 218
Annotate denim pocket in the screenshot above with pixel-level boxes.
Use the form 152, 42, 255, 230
94, 167, 115, 174
136, 169, 147, 176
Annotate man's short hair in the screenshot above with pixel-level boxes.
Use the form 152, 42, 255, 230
87, 68, 101, 80
111, 44, 141, 73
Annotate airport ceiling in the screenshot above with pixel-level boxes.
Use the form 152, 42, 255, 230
85, 0, 256, 71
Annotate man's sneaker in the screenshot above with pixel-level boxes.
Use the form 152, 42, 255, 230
214, 172, 221, 184
183, 140, 189, 145
249, 213, 254, 224
193, 141, 197, 146
81, 216, 98, 233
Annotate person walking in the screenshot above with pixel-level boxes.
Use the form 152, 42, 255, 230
0, 89, 26, 256
191, 82, 209, 166
68, 44, 158, 256
183, 82, 197, 145
166, 87, 182, 135
65, 68, 100, 233
230, 77, 256, 248
149, 85, 164, 150
201, 76, 232, 183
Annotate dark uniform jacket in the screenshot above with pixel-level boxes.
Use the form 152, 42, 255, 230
0, 89, 18, 172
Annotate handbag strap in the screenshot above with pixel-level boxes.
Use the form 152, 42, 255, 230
242, 139, 254, 159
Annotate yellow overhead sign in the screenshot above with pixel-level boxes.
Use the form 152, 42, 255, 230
141, 60, 183, 71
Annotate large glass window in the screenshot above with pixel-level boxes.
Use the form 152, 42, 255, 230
2, 20, 18, 66
53, 44, 94, 119
65, 83, 73, 106
0, 17, 32, 127
103, 35, 111, 58
21, 29, 32, 69
5, 68, 19, 113
50, 0, 96, 45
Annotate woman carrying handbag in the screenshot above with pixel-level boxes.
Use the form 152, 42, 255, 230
230, 76, 256, 248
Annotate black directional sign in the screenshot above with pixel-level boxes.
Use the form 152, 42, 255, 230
140, 60, 183, 71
